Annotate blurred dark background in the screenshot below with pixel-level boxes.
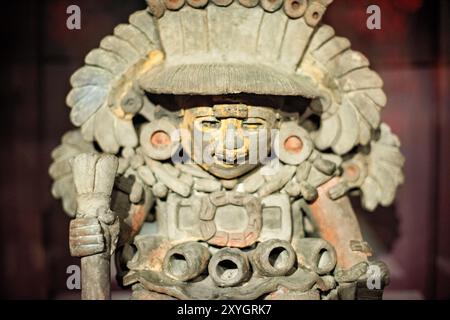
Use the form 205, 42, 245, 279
0, 0, 448, 299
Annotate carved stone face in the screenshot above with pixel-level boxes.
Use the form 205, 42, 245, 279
180, 97, 280, 179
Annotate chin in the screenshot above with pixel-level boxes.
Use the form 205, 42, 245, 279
201, 163, 258, 180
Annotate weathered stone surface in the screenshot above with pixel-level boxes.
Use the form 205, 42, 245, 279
163, 242, 211, 281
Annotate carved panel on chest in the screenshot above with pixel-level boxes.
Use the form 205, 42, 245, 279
163, 191, 292, 248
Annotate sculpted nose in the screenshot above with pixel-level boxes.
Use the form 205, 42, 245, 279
224, 123, 244, 150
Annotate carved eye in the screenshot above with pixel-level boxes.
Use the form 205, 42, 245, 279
201, 119, 220, 130
242, 119, 265, 130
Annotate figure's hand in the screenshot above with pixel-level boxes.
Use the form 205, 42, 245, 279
69, 217, 105, 257
69, 207, 117, 257
335, 260, 390, 300
70, 153, 119, 257
355, 260, 390, 300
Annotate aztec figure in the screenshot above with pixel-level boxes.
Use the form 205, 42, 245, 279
50, 0, 404, 300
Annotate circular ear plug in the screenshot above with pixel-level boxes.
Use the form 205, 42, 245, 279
140, 118, 180, 161
275, 122, 313, 165
284, 136, 304, 153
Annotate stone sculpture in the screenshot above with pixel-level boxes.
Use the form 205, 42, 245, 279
50, 0, 405, 300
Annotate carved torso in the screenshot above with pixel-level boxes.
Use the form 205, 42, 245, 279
121, 156, 338, 300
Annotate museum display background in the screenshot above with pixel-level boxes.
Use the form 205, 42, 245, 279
0, 0, 448, 299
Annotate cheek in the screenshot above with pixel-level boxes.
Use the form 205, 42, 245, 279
241, 132, 254, 150
251, 128, 273, 146
244, 130, 272, 157
194, 127, 218, 142
189, 126, 220, 155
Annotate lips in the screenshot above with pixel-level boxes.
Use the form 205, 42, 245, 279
214, 151, 248, 165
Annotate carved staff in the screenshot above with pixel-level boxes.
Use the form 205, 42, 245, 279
71, 154, 118, 300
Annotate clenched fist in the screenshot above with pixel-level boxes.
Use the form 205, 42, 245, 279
335, 260, 390, 300
69, 217, 105, 257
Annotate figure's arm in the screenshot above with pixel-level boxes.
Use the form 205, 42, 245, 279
69, 154, 119, 300
308, 177, 368, 271
111, 174, 154, 245
69, 171, 152, 254
307, 177, 389, 299
69, 155, 154, 292
111, 175, 154, 285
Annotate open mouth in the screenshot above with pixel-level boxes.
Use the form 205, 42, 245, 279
214, 152, 248, 166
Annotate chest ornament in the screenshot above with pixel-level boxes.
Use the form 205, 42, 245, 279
166, 191, 293, 248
